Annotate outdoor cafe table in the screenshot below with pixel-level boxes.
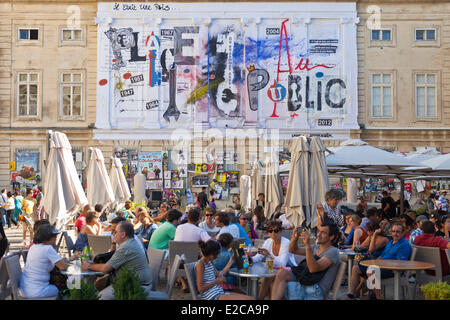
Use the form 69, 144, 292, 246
339, 249, 370, 285
359, 259, 435, 300
61, 261, 104, 283
228, 262, 277, 298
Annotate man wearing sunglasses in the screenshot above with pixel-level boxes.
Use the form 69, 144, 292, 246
347, 222, 412, 299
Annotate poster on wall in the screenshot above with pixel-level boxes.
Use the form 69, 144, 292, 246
96, 2, 359, 136
146, 180, 163, 190
138, 152, 162, 180
179, 165, 187, 178
192, 176, 208, 187
164, 180, 171, 189
164, 171, 171, 180
172, 180, 184, 189
16, 151, 39, 181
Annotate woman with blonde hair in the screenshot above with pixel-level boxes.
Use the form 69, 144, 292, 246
135, 209, 158, 250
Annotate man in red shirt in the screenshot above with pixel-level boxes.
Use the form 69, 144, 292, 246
75, 204, 94, 233
414, 220, 450, 276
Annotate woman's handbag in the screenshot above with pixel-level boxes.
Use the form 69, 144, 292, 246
49, 266, 68, 292
291, 255, 328, 286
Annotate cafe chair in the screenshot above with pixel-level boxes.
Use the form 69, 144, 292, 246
0, 251, 23, 300
147, 254, 183, 300
184, 262, 200, 300
87, 234, 112, 256
410, 245, 450, 300
328, 261, 347, 300
168, 241, 199, 281
147, 247, 165, 291
4, 254, 58, 300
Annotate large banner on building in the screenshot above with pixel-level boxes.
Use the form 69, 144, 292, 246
96, 2, 359, 134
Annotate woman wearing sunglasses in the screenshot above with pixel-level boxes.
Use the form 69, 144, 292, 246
250, 220, 297, 299
199, 207, 220, 235
238, 213, 258, 243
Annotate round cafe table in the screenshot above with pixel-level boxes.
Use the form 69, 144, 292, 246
61, 261, 104, 278
359, 260, 435, 300
228, 262, 277, 298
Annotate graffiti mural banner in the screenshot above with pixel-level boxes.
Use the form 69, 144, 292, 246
96, 2, 358, 134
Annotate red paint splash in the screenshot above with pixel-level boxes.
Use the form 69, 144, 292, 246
123, 73, 132, 80
112, 59, 117, 62
99, 79, 108, 86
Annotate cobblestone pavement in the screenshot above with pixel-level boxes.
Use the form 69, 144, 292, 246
3, 226, 423, 300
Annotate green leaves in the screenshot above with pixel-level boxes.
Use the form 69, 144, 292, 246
67, 278, 99, 300
112, 265, 147, 300
420, 281, 450, 300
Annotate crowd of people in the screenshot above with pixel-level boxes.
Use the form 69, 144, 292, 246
1, 184, 449, 300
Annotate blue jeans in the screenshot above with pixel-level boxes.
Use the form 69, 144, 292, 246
285, 282, 324, 300
1, 208, 6, 227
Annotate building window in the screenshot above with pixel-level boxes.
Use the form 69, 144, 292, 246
371, 73, 393, 118
17, 72, 39, 117
415, 73, 437, 118
415, 28, 436, 41
60, 72, 83, 117
61, 28, 83, 41
371, 29, 392, 41
18, 28, 39, 40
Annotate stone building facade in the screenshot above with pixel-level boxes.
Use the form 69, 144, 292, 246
0, 0, 449, 195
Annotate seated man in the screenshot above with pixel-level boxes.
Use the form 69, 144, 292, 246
347, 222, 412, 300
271, 221, 341, 300
214, 211, 240, 239
149, 209, 182, 251
174, 207, 210, 242
82, 221, 153, 300
414, 220, 450, 277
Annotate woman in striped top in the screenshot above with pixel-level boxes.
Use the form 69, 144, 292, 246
196, 240, 254, 300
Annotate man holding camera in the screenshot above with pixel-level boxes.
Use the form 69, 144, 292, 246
271, 221, 341, 300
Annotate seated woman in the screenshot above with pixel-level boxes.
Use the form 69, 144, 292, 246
250, 220, 297, 300
135, 210, 158, 250
213, 233, 242, 292
27, 219, 50, 249
19, 224, 79, 299
238, 213, 258, 243
348, 214, 368, 249
73, 210, 102, 253
399, 213, 416, 241
360, 221, 389, 258
196, 239, 254, 300
341, 213, 355, 247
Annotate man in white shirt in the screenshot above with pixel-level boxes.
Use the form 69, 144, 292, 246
174, 207, 210, 242
215, 211, 240, 239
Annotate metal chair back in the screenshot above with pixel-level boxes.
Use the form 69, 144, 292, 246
412, 244, 443, 282
168, 241, 199, 279
184, 261, 200, 300
329, 261, 346, 300
147, 247, 165, 291
87, 234, 112, 256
